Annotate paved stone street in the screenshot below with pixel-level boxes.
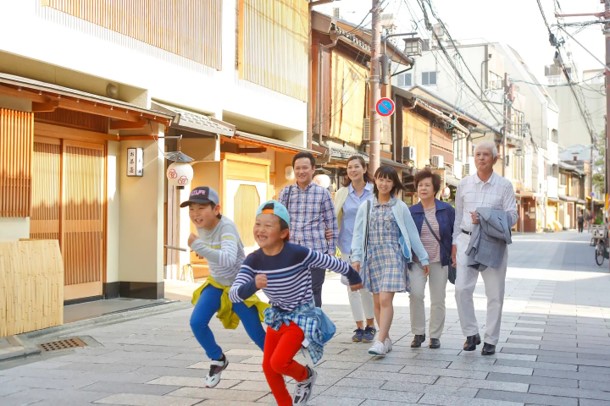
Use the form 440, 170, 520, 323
1, 231, 610, 405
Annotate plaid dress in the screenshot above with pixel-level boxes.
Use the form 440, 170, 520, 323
362, 198, 409, 293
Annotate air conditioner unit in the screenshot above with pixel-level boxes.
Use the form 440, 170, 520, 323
403, 146, 416, 163
362, 117, 370, 141
431, 155, 444, 168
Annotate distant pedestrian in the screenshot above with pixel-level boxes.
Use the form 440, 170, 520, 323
229, 200, 362, 406
184, 186, 266, 388
334, 155, 376, 343
409, 169, 455, 349
577, 210, 584, 233
351, 165, 429, 357
452, 142, 518, 356
278, 151, 338, 307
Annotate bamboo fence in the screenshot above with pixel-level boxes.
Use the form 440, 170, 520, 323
0, 240, 64, 337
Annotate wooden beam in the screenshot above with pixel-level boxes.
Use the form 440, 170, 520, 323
109, 119, 148, 130
236, 147, 267, 153
35, 122, 119, 142
32, 101, 59, 113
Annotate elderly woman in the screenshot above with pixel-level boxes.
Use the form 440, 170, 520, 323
408, 169, 455, 349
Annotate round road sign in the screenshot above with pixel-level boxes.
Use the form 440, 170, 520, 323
375, 97, 395, 117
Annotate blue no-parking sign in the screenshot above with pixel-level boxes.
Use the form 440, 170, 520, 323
375, 97, 395, 117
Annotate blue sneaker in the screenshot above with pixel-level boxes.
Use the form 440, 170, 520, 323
352, 328, 364, 342
362, 326, 376, 343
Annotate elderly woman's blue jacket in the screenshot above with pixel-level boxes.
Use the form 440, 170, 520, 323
409, 199, 455, 267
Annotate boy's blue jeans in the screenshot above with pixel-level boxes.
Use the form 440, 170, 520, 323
190, 284, 266, 360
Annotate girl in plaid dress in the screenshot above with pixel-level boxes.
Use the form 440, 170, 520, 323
350, 166, 430, 357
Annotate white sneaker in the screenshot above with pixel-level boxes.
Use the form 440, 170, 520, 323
293, 366, 317, 405
384, 337, 393, 353
205, 354, 228, 388
367, 340, 387, 356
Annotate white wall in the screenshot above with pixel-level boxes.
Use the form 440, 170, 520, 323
0, 1, 307, 137
118, 137, 165, 283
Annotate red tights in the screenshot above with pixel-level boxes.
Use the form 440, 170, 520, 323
262, 322, 308, 406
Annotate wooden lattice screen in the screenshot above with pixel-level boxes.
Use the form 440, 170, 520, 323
0, 108, 34, 217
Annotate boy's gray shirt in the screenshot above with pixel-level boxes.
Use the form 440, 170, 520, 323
190, 216, 245, 286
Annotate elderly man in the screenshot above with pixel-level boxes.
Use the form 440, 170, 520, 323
451, 141, 518, 355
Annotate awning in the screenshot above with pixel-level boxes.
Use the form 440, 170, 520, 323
224, 130, 320, 155
445, 174, 460, 187
559, 195, 578, 202
381, 157, 409, 170
0, 72, 172, 126
151, 101, 235, 137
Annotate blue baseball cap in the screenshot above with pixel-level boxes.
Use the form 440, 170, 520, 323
256, 200, 290, 226
180, 186, 220, 207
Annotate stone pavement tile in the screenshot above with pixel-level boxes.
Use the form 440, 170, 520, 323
94, 393, 202, 406
500, 347, 579, 358
500, 343, 541, 350
2, 388, 111, 405
578, 352, 610, 361
434, 376, 528, 392
230, 379, 274, 393
579, 380, 610, 392
308, 394, 369, 405
580, 400, 610, 406
447, 362, 532, 376
351, 363, 403, 373
320, 385, 422, 403
347, 369, 437, 385
529, 384, 610, 401
506, 337, 543, 345
82, 381, 180, 396
135, 365, 206, 378
167, 386, 267, 402
334, 377, 386, 389
359, 400, 413, 406
476, 389, 578, 406
381, 381, 479, 397
486, 371, 578, 388
394, 358, 452, 369
0, 382, 27, 397
533, 367, 610, 382
543, 333, 577, 340
216, 369, 266, 382
515, 322, 547, 330
57, 360, 141, 373
399, 365, 488, 380
318, 360, 363, 371
579, 365, 610, 376
148, 375, 231, 388
6, 375, 99, 390
537, 355, 610, 368
418, 393, 524, 406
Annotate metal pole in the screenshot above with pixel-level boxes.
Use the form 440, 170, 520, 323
591, 0, 610, 267
369, 0, 381, 173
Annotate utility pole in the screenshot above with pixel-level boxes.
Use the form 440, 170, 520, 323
369, 0, 382, 173
502, 72, 513, 177
556, 1, 610, 230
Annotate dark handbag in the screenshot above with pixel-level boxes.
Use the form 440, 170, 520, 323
423, 215, 456, 285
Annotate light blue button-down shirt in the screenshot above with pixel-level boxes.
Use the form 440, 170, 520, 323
338, 183, 374, 254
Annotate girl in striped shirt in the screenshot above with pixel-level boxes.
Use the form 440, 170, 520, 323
229, 200, 362, 406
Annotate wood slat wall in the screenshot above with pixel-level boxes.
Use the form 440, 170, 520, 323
0, 109, 34, 218
0, 240, 64, 337
239, 0, 308, 101
44, 0, 222, 69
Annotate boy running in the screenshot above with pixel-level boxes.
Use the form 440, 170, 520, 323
229, 200, 362, 405
183, 186, 266, 388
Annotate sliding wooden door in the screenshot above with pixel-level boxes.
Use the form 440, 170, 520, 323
31, 137, 105, 301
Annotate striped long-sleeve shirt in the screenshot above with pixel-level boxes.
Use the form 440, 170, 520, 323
278, 183, 338, 255
190, 216, 245, 286
229, 243, 361, 311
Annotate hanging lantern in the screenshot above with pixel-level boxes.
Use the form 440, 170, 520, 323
166, 162, 193, 187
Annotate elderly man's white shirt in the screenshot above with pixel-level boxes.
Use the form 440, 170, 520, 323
452, 172, 517, 244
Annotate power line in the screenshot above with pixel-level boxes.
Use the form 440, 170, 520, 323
536, 0, 598, 145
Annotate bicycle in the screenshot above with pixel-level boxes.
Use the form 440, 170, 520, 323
595, 238, 607, 266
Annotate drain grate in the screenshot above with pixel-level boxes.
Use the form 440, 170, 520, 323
38, 337, 87, 352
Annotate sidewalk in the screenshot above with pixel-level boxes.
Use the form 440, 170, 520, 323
1, 257, 610, 405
